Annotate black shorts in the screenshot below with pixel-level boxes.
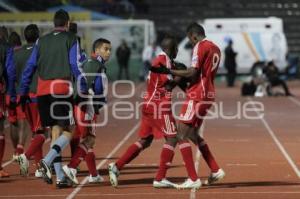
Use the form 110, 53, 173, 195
37, 95, 74, 128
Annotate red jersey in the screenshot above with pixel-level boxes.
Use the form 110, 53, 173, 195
187, 39, 221, 101
142, 52, 174, 114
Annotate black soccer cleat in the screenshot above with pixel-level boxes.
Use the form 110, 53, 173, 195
40, 159, 53, 184
56, 178, 74, 189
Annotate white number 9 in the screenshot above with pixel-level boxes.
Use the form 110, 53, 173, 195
212, 53, 220, 72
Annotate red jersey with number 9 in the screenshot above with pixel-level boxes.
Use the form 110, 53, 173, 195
187, 39, 221, 101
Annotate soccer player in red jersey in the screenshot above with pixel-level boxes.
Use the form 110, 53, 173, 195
6, 24, 47, 178
108, 35, 199, 189
6, 32, 30, 160
150, 23, 225, 188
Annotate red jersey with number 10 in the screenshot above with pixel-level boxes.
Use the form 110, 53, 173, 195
142, 52, 174, 114
187, 39, 221, 101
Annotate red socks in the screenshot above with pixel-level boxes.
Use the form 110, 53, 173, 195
68, 144, 87, 169
85, 150, 98, 177
155, 144, 174, 181
25, 134, 45, 159
116, 142, 143, 170
179, 141, 198, 181
0, 135, 5, 168
69, 146, 98, 177
198, 141, 220, 173
33, 147, 43, 167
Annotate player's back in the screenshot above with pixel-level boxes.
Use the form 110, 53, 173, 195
187, 39, 221, 101
36, 30, 77, 80
143, 53, 173, 114
14, 45, 34, 82
14, 44, 37, 93
199, 40, 220, 79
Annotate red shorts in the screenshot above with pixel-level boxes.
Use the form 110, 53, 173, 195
138, 112, 177, 139
73, 105, 97, 138
6, 95, 27, 123
24, 98, 42, 133
179, 99, 213, 128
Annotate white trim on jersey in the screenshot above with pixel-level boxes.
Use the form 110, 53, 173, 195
146, 77, 159, 107
191, 38, 210, 68
201, 73, 206, 98
180, 100, 195, 121
158, 51, 173, 80
191, 41, 200, 68
162, 114, 176, 135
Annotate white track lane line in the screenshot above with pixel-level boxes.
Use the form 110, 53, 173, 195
66, 83, 144, 199
5, 191, 300, 198
248, 97, 300, 178
190, 122, 205, 199
288, 96, 300, 107
66, 122, 140, 199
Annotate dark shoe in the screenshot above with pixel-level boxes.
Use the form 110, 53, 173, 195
40, 160, 53, 184
56, 178, 74, 189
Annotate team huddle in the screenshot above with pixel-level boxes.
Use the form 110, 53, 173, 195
0, 9, 225, 189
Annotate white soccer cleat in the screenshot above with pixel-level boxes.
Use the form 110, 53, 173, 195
88, 174, 104, 184
62, 165, 78, 185
35, 169, 43, 178
108, 162, 120, 187
176, 178, 202, 189
204, 169, 225, 185
153, 178, 177, 188
18, 154, 29, 176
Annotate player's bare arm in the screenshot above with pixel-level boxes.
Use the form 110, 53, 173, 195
170, 67, 198, 79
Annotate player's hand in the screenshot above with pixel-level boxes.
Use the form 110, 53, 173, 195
149, 64, 171, 74
177, 78, 188, 91
173, 62, 187, 70
164, 80, 176, 92
19, 95, 31, 111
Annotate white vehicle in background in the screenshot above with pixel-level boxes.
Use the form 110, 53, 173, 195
176, 17, 288, 74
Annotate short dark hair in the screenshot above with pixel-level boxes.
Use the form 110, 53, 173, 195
8, 31, 22, 46
54, 9, 70, 27
92, 38, 111, 52
186, 22, 205, 36
24, 24, 39, 43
